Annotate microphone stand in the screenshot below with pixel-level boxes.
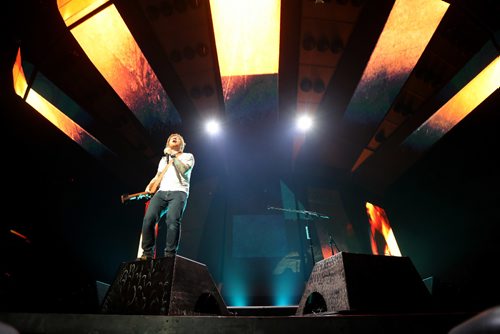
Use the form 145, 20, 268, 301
268, 206, 337, 265
329, 234, 340, 255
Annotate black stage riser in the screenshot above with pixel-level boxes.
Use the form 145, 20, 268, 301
100, 255, 230, 316
296, 252, 432, 315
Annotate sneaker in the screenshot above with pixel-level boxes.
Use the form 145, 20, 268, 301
164, 252, 176, 258
137, 254, 153, 261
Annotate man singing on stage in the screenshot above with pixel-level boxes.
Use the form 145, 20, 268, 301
138, 133, 195, 260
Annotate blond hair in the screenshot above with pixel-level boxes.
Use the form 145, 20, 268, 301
167, 133, 186, 152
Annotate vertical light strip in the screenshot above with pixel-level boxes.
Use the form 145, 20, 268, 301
57, 0, 109, 27
209, 0, 280, 77
12, 48, 28, 98
344, 0, 449, 125
366, 202, 401, 256
403, 56, 500, 150
210, 0, 281, 105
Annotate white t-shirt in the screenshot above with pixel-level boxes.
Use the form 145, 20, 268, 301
157, 152, 195, 195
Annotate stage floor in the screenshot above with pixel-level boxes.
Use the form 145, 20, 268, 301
0, 310, 474, 334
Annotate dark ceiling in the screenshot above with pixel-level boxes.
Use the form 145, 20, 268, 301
1, 0, 499, 194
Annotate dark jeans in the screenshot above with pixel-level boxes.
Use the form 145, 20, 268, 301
141, 190, 187, 257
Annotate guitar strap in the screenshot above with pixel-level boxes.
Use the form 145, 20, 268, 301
150, 158, 174, 194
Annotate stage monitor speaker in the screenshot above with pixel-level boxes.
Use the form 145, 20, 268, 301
101, 255, 230, 316
296, 252, 432, 315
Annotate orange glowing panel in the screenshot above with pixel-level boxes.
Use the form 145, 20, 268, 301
12, 48, 28, 98
344, 0, 449, 124
25, 89, 114, 158
404, 56, 500, 150
321, 245, 336, 259
12, 49, 115, 160
59, 3, 176, 133
10, 229, 30, 243
57, 0, 109, 27
209, 0, 280, 77
366, 202, 401, 256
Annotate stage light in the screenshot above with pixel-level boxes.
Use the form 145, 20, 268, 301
205, 119, 221, 135
296, 114, 313, 132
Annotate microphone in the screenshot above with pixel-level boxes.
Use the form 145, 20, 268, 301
163, 147, 170, 162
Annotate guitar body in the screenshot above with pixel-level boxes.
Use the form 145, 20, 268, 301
148, 178, 161, 194
148, 159, 173, 193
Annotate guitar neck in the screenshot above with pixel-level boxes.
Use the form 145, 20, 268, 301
122, 159, 174, 203
121, 191, 152, 204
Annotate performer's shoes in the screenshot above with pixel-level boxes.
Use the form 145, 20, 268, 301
137, 254, 153, 260
164, 252, 176, 258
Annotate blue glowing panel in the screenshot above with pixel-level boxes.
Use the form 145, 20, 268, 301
232, 214, 287, 258
223, 74, 278, 124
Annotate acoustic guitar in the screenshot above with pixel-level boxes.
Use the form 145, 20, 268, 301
120, 159, 173, 204
147, 159, 173, 193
